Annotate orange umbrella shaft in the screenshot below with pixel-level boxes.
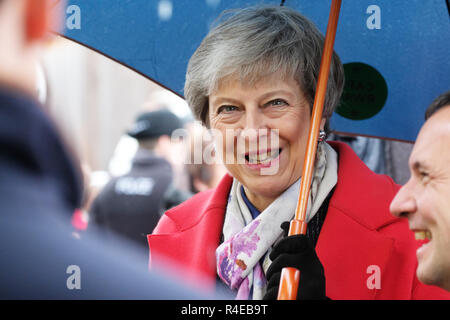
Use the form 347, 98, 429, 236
277, 0, 342, 300
294, 0, 342, 225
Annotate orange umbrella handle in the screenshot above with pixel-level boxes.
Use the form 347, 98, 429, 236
277, 0, 342, 300
277, 220, 306, 300
277, 268, 301, 300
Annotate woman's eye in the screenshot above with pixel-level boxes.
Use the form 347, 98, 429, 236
217, 105, 239, 114
267, 99, 288, 107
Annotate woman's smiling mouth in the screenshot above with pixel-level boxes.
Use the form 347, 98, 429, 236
244, 148, 282, 169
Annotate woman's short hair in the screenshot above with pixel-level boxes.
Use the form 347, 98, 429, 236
184, 5, 344, 128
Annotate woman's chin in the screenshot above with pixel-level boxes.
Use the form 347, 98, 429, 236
228, 158, 298, 200
243, 179, 287, 200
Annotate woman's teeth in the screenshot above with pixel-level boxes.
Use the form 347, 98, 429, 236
247, 149, 281, 164
414, 231, 432, 240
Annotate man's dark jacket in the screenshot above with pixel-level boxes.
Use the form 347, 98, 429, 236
0, 86, 204, 299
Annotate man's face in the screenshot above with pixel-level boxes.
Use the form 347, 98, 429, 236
390, 106, 450, 291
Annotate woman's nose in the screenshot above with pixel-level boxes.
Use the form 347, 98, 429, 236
240, 109, 268, 146
243, 108, 266, 132
390, 180, 417, 218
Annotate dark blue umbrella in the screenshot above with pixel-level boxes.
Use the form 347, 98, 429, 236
57, 0, 450, 142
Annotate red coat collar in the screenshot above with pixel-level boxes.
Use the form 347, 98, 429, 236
328, 141, 399, 230
148, 173, 233, 289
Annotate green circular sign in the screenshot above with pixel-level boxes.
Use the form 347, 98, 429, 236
336, 62, 388, 120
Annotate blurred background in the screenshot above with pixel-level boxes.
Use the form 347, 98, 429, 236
41, 36, 192, 178
37, 35, 230, 237
37, 34, 412, 238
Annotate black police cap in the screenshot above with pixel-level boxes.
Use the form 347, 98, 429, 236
127, 109, 183, 140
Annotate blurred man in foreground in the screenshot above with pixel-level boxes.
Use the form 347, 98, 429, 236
390, 91, 450, 292
0, 0, 207, 299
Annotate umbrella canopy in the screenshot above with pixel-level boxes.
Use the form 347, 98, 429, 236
58, 0, 450, 142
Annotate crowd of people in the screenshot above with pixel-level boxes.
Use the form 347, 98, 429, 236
0, 0, 449, 300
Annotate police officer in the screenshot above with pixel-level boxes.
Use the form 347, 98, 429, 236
90, 109, 193, 250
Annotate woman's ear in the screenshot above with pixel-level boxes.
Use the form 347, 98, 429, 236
24, 0, 51, 43
320, 118, 326, 131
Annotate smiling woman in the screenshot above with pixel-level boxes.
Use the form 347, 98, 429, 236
148, 5, 450, 300
208, 74, 313, 212
185, 6, 343, 130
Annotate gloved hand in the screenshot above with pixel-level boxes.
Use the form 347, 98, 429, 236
263, 222, 327, 300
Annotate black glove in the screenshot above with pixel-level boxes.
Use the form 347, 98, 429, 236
263, 222, 327, 300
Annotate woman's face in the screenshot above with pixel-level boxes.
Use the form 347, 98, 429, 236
209, 73, 312, 209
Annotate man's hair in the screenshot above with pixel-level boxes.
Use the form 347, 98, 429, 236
425, 91, 450, 120
0, 0, 7, 11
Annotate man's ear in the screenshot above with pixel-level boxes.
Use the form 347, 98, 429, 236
24, 0, 51, 42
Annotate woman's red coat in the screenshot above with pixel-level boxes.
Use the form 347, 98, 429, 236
148, 142, 450, 299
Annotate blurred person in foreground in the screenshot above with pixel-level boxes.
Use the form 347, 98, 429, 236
0, 0, 207, 299
390, 91, 450, 292
89, 110, 193, 250
148, 6, 450, 300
